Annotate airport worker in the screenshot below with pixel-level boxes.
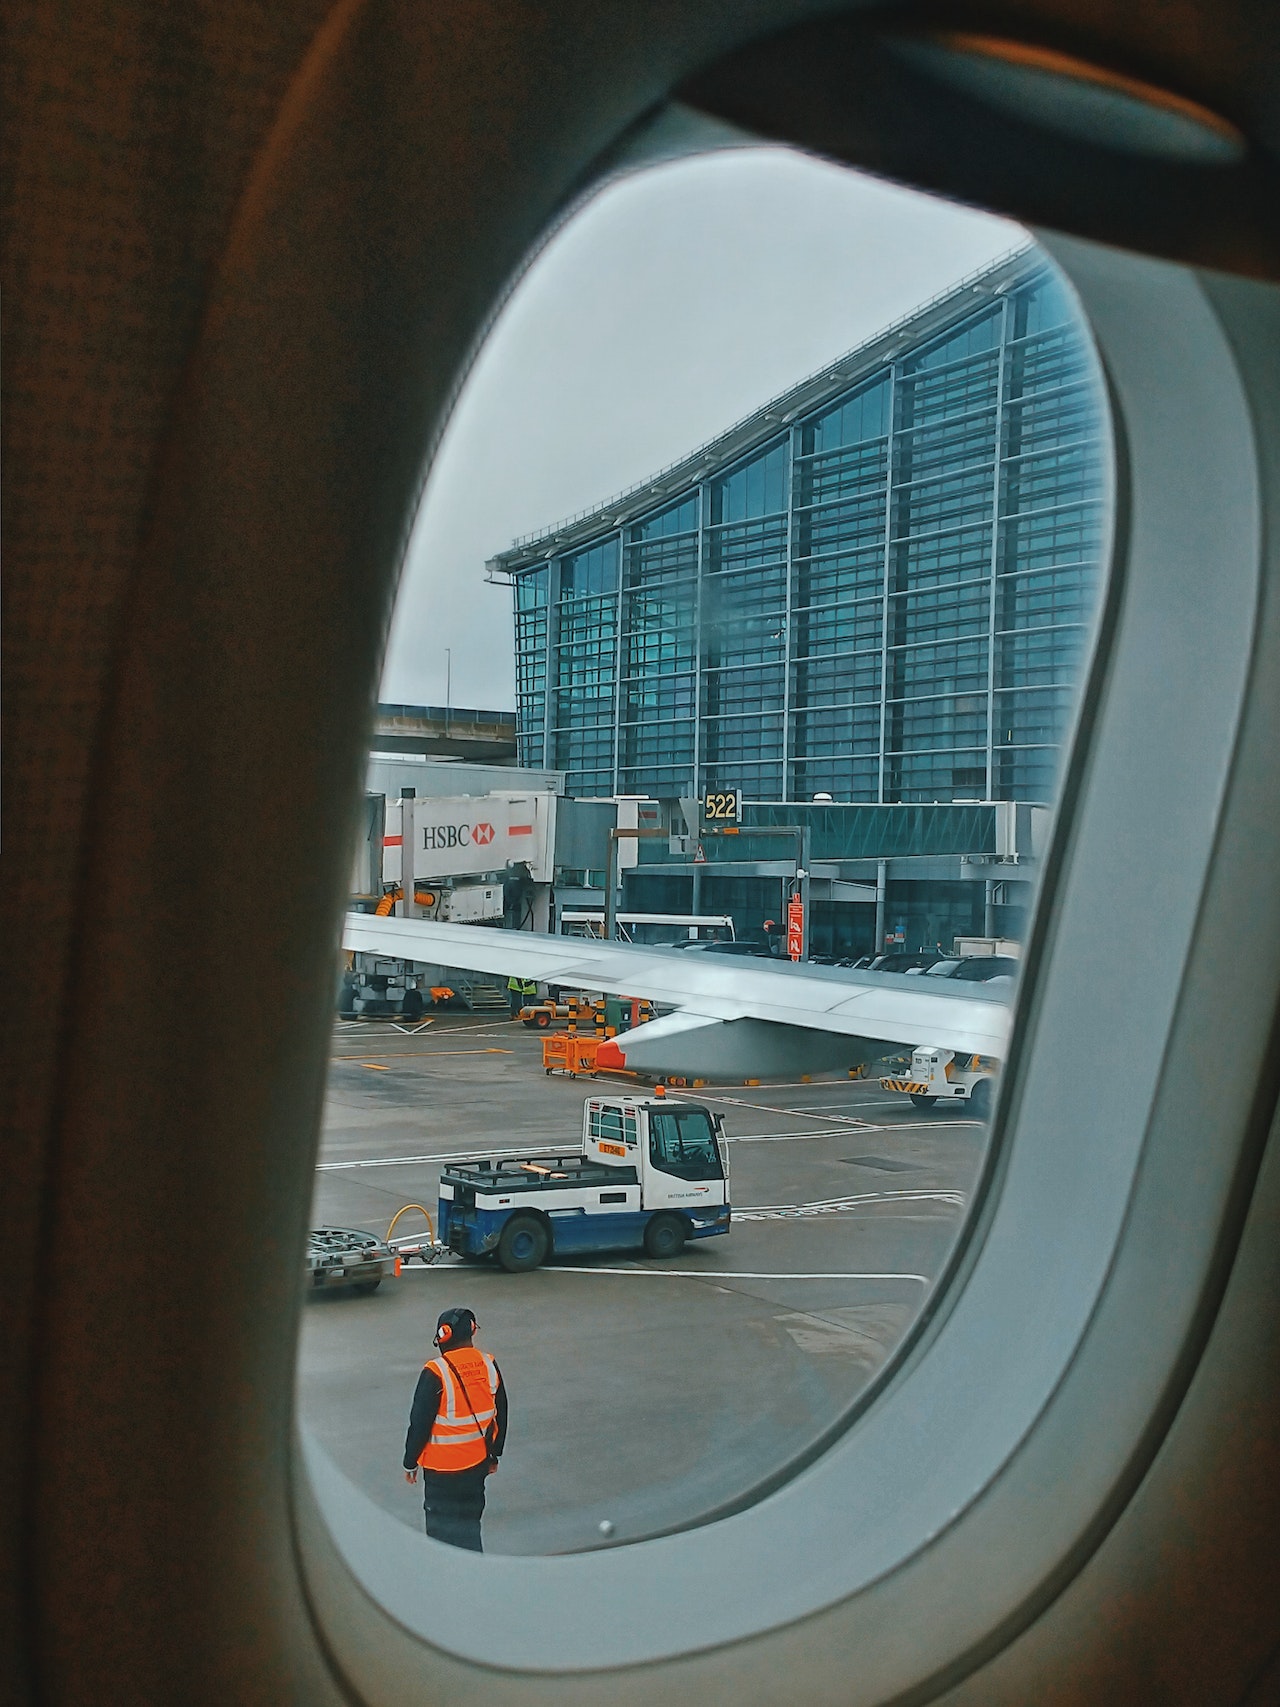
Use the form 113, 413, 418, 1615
403, 1306, 508, 1551
506, 974, 536, 1018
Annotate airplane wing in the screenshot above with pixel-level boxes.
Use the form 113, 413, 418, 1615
342, 914, 1011, 1077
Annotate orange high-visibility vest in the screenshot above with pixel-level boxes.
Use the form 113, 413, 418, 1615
417, 1347, 499, 1473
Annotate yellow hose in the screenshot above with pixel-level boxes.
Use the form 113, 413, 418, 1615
375, 888, 437, 916
387, 1202, 435, 1242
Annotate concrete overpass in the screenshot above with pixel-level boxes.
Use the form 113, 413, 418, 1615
371, 703, 517, 761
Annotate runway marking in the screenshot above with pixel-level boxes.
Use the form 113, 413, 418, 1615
317, 1145, 550, 1171
698, 1093, 881, 1129
416, 1028, 529, 1042
682, 1079, 877, 1092
314, 1122, 931, 1169
736, 1189, 964, 1220
335, 1020, 516, 1035
315, 1129, 861, 1168
784, 1099, 905, 1112
330, 1049, 513, 1062
890, 1119, 983, 1130
397, 1265, 931, 1284
728, 1128, 857, 1144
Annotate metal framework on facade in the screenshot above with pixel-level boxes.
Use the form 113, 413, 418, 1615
492, 246, 1108, 806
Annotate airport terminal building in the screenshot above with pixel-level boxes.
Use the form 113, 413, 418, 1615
486, 246, 1109, 954
491, 246, 1107, 813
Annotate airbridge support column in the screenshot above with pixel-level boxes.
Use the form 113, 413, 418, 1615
875, 859, 887, 953
531, 884, 551, 934
398, 790, 415, 917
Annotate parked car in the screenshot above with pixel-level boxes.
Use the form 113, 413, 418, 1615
667, 938, 775, 957
868, 951, 948, 974
923, 955, 1020, 984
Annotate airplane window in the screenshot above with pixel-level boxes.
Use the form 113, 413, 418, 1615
300, 144, 1112, 1561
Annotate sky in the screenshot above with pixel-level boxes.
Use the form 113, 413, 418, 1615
380, 146, 1022, 711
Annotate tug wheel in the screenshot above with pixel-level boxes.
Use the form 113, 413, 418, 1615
497, 1214, 550, 1273
968, 1080, 994, 1121
643, 1213, 687, 1260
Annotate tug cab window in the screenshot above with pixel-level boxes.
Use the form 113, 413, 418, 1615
649, 1108, 724, 1180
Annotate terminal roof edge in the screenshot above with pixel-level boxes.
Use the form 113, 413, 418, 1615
486, 241, 1044, 578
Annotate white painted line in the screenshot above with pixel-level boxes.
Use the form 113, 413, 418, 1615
737, 1190, 964, 1220
890, 1120, 984, 1129
784, 1099, 905, 1111
699, 1093, 878, 1129
684, 1079, 875, 1092
314, 1120, 938, 1168
317, 1145, 551, 1172
329, 1048, 513, 1062
396, 1265, 931, 1283
727, 1128, 864, 1144
743, 1188, 962, 1209
332, 1022, 520, 1043
315, 1129, 870, 1168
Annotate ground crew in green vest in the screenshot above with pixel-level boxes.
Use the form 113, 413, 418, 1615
402, 1306, 508, 1551
507, 974, 536, 1018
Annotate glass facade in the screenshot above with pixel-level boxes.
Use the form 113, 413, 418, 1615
504, 254, 1107, 804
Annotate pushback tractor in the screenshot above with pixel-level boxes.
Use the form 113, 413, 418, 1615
437, 1095, 731, 1271
881, 1046, 999, 1119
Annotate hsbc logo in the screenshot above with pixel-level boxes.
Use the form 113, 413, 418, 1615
422, 821, 497, 850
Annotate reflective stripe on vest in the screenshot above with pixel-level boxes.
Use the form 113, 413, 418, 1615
417, 1348, 499, 1472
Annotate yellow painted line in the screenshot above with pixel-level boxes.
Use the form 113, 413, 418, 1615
331, 1048, 514, 1062
361, 1063, 389, 1071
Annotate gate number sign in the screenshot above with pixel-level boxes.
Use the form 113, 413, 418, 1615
703, 788, 741, 825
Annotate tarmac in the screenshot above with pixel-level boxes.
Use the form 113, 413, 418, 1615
298, 1012, 989, 1555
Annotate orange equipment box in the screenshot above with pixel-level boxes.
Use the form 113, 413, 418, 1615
541, 1034, 604, 1076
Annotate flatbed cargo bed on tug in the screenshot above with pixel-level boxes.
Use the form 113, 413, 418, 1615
441, 1153, 639, 1198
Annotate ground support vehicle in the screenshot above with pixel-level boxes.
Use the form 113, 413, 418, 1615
437, 1095, 730, 1271
522, 995, 654, 1032
882, 1047, 999, 1118
520, 995, 596, 1029
306, 1226, 398, 1293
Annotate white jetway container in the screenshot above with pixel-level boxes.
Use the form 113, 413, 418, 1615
381, 791, 556, 886
342, 791, 557, 1018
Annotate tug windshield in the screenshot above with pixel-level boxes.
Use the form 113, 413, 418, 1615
648, 1109, 723, 1181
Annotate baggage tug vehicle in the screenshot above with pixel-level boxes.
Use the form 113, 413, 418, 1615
437, 1094, 730, 1272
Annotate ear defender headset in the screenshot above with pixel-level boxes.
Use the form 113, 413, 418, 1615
434, 1307, 477, 1347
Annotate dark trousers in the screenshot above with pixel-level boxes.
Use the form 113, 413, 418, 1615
422, 1464, 488, 1552
508, 990, 523, 1017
